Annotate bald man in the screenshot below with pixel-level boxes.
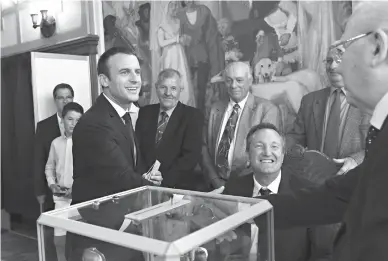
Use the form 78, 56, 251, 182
255, 3, 388, 260
202, 61, 280, 190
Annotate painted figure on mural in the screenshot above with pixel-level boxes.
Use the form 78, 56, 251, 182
150, 1, 196, 108
177, 0, 225, 113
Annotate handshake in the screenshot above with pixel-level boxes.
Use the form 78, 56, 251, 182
142, 160, 163, 186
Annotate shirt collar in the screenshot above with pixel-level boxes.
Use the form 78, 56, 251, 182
370, 91, 388, 130
330, 86, 346, 96
229, 93, 249, 111
103, 93, 128, 118
253, 170, 282, 194
57, 113, 63, 125
160, 103, 178, 118
129, 103, 139, 114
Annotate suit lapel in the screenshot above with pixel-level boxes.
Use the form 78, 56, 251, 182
232, 94, 255, 168
339, 105, 360, 155
278, 169, 291, 194
49, 114, 61, 137
213, 100, 228, 156
230, 173, 254, 197
313, 89, 330, 147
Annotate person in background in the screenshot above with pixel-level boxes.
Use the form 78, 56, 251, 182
45, 102, 84, 261
34, 83, 74, 261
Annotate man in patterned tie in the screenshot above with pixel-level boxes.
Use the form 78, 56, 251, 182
136, 68, 204, 190
255, 2, 388, 260
286, 46, 370, 176
203, 61, 280, 191
224, 123, 334, 261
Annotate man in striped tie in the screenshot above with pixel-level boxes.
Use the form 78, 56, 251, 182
286, 46, 370, 176
136, 68, 204, 190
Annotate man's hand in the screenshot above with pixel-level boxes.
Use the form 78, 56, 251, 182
143, 170, 163, 186
333, 157, 358, 175
49, 184, 61, 194
36, 195, 46, 204
210, 186, 225, 194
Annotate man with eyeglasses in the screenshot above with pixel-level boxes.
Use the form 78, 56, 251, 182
287, 43, 370, 175
255, 2, 388, 260
33, 83, 74, 261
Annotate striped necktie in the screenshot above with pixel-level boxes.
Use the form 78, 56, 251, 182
155, 111, 169, 145
323, 89, 342, 158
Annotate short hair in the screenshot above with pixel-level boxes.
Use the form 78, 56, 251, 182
224, 61, 253, 80
97, 47, 140, 79
53, 83, 74, 98
246, 123, 285, 152
156, 68, 182, 86
62, 102, 84, 118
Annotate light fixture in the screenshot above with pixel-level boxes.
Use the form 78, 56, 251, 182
30, 10, 56, 38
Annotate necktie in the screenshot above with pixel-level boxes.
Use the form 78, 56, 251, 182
155, 111, 169, 145
323, 89, 341, 158
259, 187, 271, 196
365, 125, 379, 158
216, 104, 240, 180
122, 112, 137, 164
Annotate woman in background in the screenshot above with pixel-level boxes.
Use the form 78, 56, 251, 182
150, 1, 196, 107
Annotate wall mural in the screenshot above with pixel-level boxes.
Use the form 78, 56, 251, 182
102, 0, 352, 120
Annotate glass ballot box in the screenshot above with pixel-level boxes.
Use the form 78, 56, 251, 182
37, 186, 274, 261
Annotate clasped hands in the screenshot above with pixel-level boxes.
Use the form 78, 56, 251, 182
142, 170, 163, 186
50, 184, 72, 198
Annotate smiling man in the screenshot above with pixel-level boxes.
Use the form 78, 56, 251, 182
224, 123, 334, 261
202, 61, 280, 191
136, 68, 204, 190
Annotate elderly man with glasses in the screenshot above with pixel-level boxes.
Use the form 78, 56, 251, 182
286, 42, 371, 175
254, 2, 388, 261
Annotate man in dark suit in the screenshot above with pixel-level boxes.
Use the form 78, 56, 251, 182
69, 47, 162, 261
224, 123, 334, 261
254, 3, 388, 260
34, 83, 74, 211
287, 47, 370, 176
136, 69, 204, 190
33, 83, 74, 261
203, 61, 280, 191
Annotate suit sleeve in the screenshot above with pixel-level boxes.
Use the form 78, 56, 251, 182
202, 108, 224, 189
307, 224, 339, 261
73, 123, 151, 192
261, 101, 281, 129
255, 163, 360, 229
286, 95, 308, 150
164, 110, 204, 188
34, 122, 47, 197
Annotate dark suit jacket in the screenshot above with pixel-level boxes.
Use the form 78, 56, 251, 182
287, 88, 370, 164
225, 167, 334, 261
34, 113, 61, 210
72, 94, 151, 203
258, 118, 388, 261
203, 93, 280, 189
135, 102, 204, 190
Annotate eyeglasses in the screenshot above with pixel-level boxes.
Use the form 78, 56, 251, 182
325, 32, 372, 65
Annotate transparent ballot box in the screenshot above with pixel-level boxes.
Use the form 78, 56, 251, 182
37, 186, 274, 261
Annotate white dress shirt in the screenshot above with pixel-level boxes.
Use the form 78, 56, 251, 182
129, 103, 140, 129
103, 93, 136, 162
370, 91, 388, 130
216, 94, 249, 165
57, 113, 65, 136
250, 171, 282, 261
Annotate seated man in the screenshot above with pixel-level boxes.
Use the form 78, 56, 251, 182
203, 61, 280, 191
224, 123, 335, 261
136, 68, 204, 190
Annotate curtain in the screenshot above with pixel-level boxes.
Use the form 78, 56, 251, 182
1, 53, 39, 219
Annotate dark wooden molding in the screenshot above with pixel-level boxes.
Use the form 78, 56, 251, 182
36, 34, 99, 56
35, 34, 100, 103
